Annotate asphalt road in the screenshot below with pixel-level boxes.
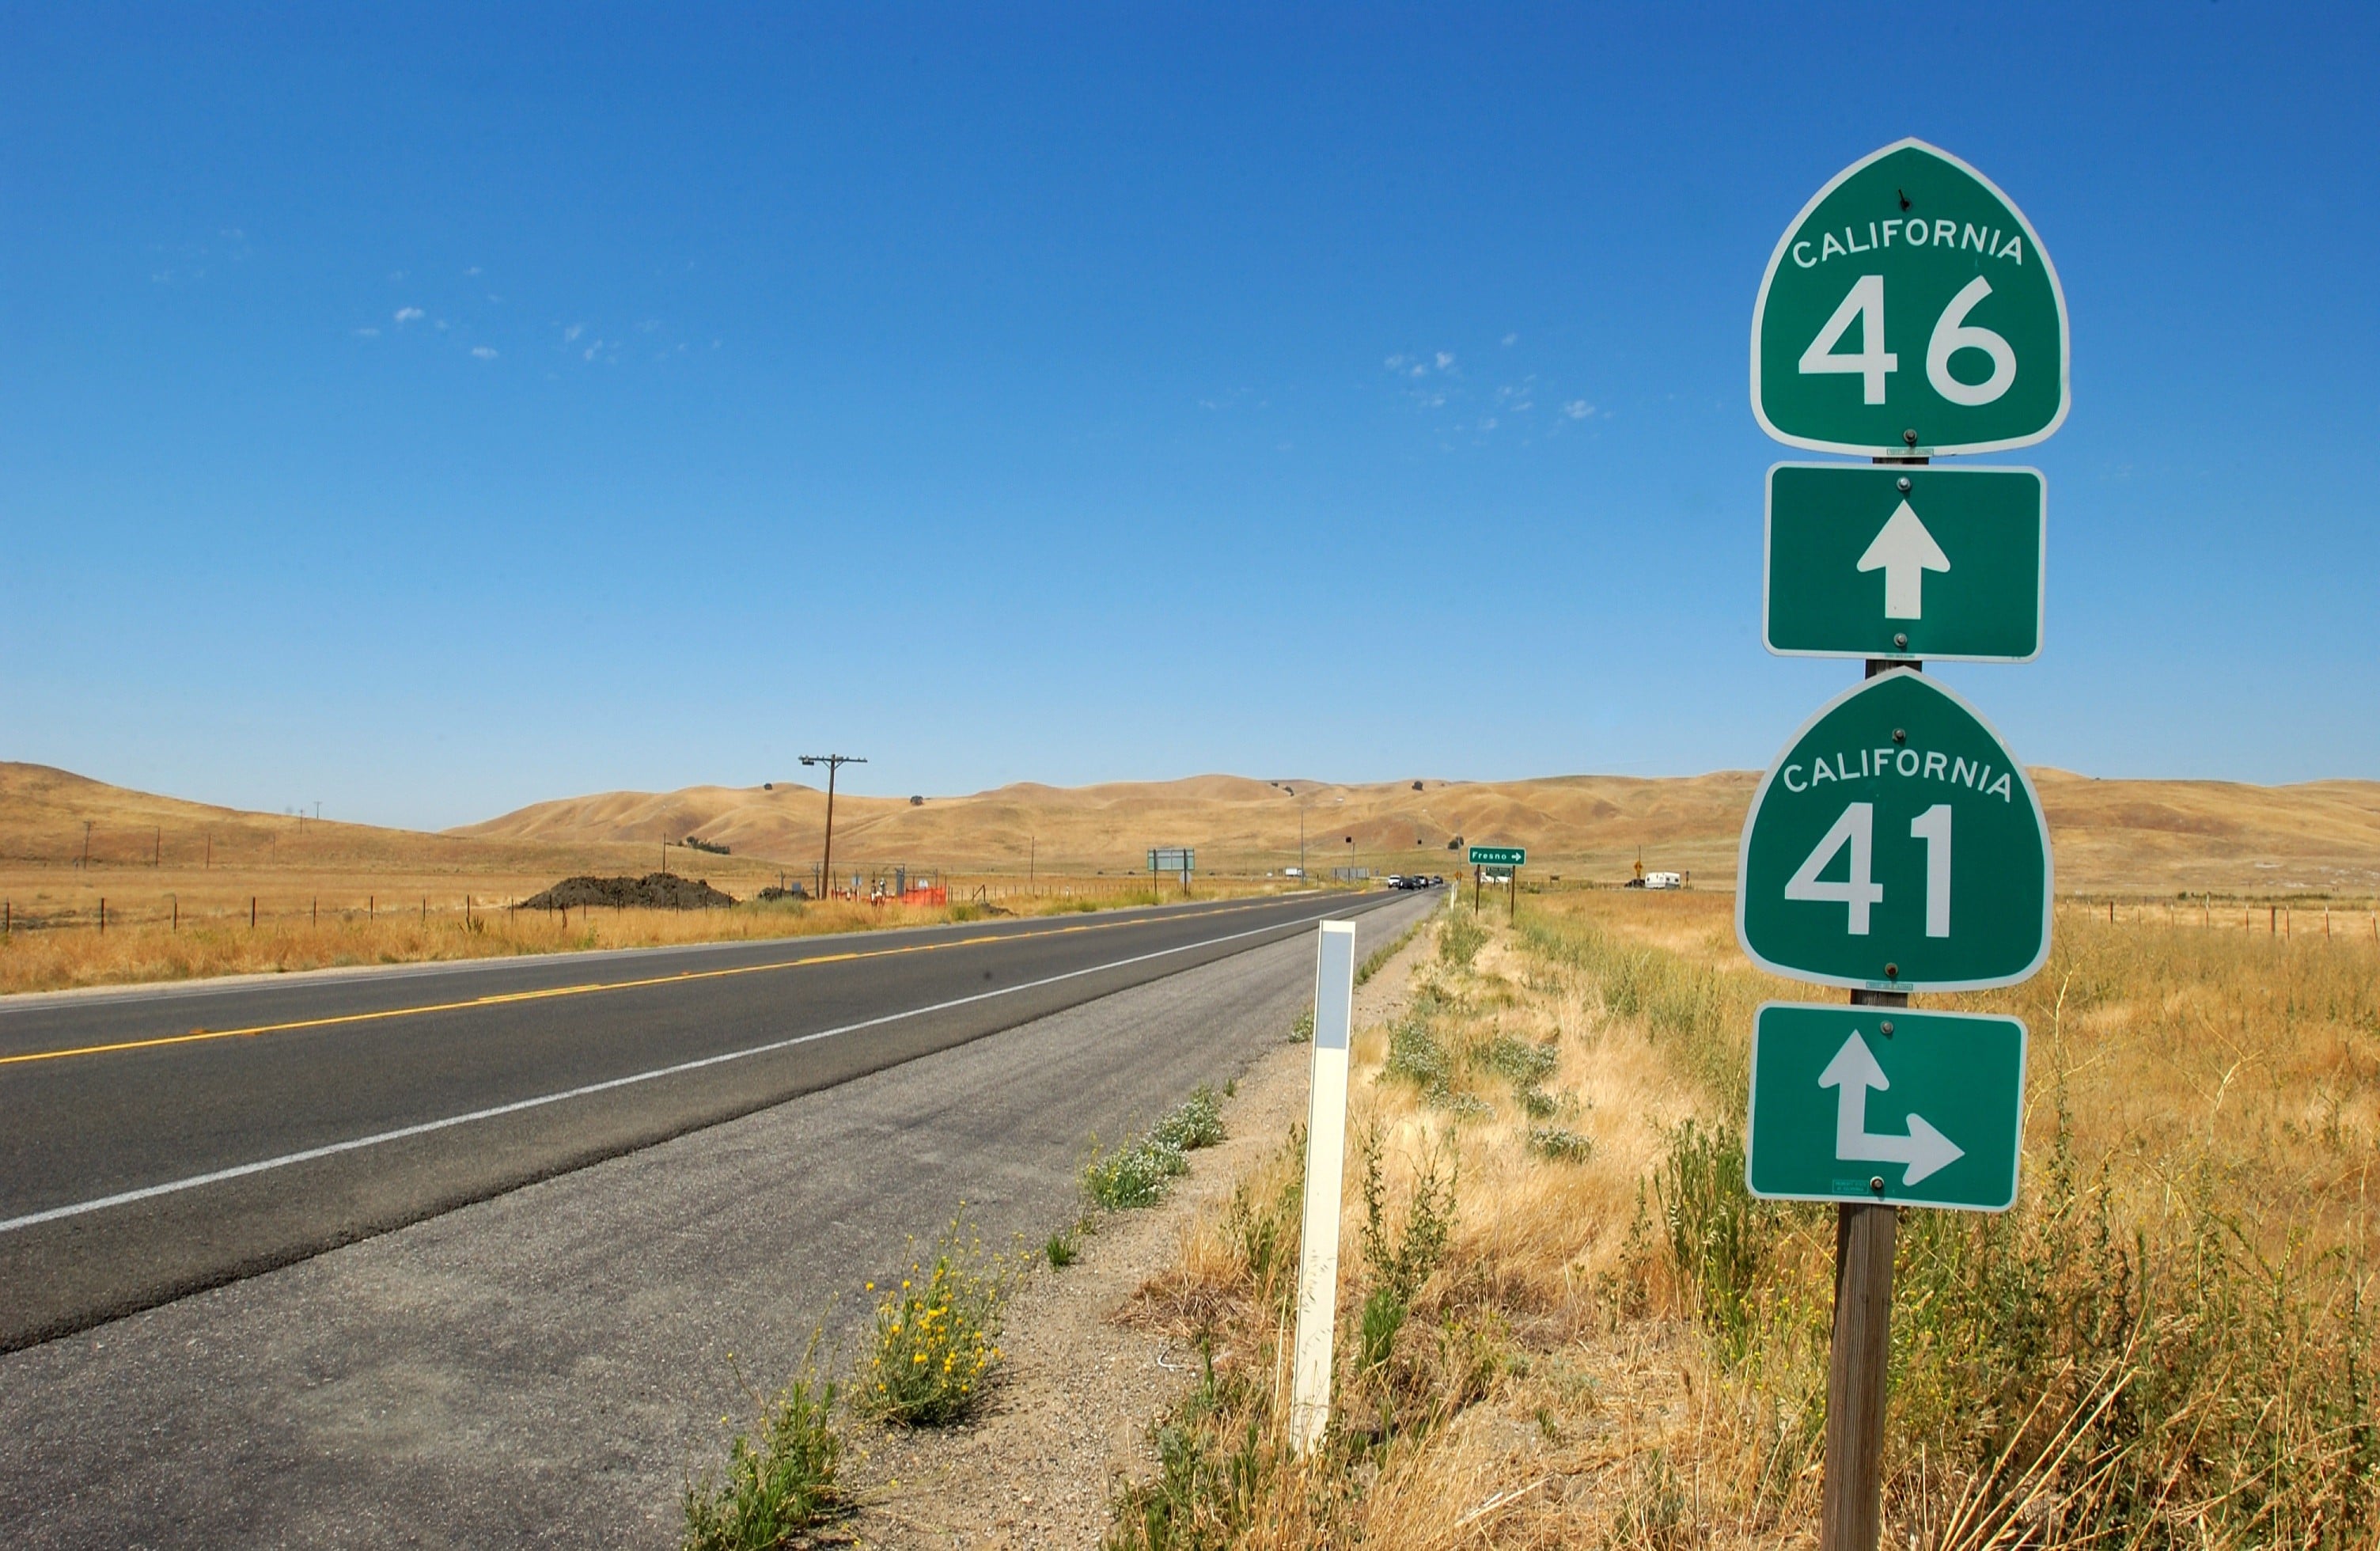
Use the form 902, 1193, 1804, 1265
0, 887, 1439, 1547
1, 889, 1421, 1352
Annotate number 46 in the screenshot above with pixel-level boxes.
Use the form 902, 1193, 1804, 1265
1798, 274, 2016, 408
1783, 802, 1953, 937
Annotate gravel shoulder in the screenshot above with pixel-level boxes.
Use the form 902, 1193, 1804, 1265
838, 907, 1441, 1547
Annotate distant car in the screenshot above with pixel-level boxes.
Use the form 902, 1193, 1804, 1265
1385, 874, 1407, 889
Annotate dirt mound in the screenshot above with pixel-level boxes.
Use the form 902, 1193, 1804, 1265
516, 873, 737, 910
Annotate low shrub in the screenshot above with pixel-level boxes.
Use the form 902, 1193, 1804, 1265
1085, 1088, 1231, 1210
855, 1216, 1013, 1427
1150, 1084, 1227, 1151
1525, 1124, 1593, 1162
1084, 1137, 1188, 1209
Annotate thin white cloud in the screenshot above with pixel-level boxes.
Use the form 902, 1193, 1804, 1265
1384, 354, 1408, 370
394, 306, 425, 324
1434, 351, 1454, 370
471, 346, 498, 359
563, 323, 584, 343
352, 327, 380, 338
466, 266, 482, 276
1563, 400, 1593, 419
1501, 332, 1518, 347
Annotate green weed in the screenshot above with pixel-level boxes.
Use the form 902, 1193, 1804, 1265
681, 1356, 842, 1549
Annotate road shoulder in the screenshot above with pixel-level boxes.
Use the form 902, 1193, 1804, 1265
838, 908, 1439, 1546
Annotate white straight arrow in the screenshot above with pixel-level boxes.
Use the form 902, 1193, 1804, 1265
1817, 1031, 1964, 1186
1856, 499, 1951, 620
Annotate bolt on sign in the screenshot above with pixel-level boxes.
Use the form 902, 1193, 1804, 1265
1736, 669, 2052, 992
1746, 1003, 2027, 1212
1752, 139, 2069, 457
1765, 464, 2045, 662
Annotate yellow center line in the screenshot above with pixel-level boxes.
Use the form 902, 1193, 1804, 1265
0, 897, 1306, 1069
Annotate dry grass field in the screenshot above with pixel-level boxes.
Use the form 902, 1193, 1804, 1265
1115, 890, 2378, 1548
0, 764, 1288, 995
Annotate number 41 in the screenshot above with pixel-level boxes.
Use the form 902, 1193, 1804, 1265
1783, 801, 1952, 937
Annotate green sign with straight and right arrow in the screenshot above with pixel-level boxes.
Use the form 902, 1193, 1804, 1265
1746, 1002, 2027, 1212
1766, 463, 2045, 662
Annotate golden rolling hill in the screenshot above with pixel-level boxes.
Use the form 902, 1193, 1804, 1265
4, 760, 2374, 900
454, 768, 2380, 898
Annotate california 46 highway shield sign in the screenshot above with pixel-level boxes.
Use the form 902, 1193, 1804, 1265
1737, 670, 2052, 992
1752, 139, 2068, 457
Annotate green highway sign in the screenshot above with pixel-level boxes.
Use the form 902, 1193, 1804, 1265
1765, 464, 2045, 662
1467, 846, 1525, 868
1737, 669, 2051, 991
1746, 1002, 2026, 1212
1753, 139, 2068, 456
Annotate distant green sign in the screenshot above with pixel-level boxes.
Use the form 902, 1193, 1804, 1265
1467, 847, 1525, 868
1737, 670, 2052, 992
1753, 139, 2068, 456
1746, 1002, 2027, 1212
1766, 464, 2045, 662
1148, 847, 1194, 873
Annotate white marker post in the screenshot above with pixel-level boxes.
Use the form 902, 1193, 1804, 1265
1290, 920, 1358, 1454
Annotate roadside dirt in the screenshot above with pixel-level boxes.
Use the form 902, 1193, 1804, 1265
836, 916, 1438, 1548
516, 872, 738, 909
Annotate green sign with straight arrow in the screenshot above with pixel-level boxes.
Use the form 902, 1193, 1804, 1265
1737, 669, 2052, 992
1752, 139, 2068, 457
1746, 1002, 2027, 1212
1766, 463, 2045, 662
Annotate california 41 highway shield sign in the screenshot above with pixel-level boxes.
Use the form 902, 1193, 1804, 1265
1737, 669, 2052, 992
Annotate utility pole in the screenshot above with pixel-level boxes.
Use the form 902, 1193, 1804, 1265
800, 753, 867, 901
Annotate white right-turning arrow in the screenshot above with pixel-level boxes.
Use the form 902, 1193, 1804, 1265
1856, 500, 1951, 620
1817, 1031, 1964, 1186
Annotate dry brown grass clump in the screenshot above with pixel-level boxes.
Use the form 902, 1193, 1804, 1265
1109, 893, 2379, 1548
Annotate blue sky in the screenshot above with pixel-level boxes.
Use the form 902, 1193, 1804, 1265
3, 3, 2374, 830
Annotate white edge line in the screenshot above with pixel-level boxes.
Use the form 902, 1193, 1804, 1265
2, 898, 1385, 1235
